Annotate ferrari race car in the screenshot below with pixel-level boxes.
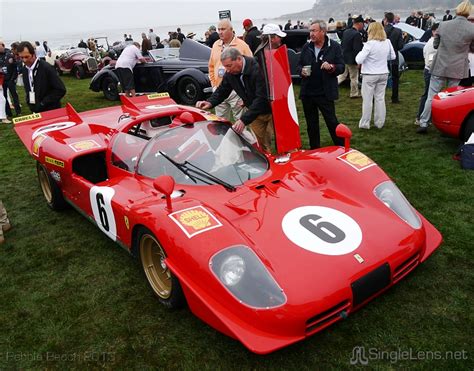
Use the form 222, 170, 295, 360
432, 86, 474, 142
13, 47, 442, 354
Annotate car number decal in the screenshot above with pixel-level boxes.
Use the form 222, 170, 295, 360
32, 121, 76, 140
90, 186, 117, 241
169, 206, 222, 238
337, 150, 376, 172
282, 206, 362, 255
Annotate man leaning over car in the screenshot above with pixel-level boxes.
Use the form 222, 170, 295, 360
196, 47, 273, 152
115, 42, 147, 97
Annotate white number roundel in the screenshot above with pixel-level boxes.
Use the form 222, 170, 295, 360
282, 206, 362, 256
90, 186, 117, 241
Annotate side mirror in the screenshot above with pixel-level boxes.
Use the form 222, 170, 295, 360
153, 175, 175, 210
178, 111, 194, 124
336, 123, 352, 152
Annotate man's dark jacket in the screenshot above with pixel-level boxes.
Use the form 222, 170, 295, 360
297, 36, 345, 101
22, 59, 66, 113
341, 27, 363, 65
206, 31, 220, 48
207, 56, 271, 125
244, 26, 261, 54
384, 24, 404, 63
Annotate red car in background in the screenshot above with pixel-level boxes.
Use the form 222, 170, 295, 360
54, 48, 103, 79
432, 86, 474, 142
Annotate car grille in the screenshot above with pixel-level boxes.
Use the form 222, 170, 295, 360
305, 300, 351, 334
393, 252, 420, 283
351, 263, 391, 307
86, 57, 98, 71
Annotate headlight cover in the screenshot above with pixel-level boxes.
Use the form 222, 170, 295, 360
210, 246, 286, 309
374, 181, 422, 229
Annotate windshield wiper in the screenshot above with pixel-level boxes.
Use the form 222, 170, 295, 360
183, 161, 236, 192
159, 151, 236, 191
159, 151, 198, 184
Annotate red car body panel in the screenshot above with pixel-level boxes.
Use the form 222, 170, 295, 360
431, 86, 474, 140
13, 52, 442, 354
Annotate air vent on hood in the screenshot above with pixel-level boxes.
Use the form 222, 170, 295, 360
393, 253, 420, 283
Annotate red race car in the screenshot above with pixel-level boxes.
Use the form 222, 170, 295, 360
13, 49, 442, 354
432, 86, 474, 142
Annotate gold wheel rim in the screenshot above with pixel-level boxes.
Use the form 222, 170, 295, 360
38, 166, 53, 204
140, 234, 172, 299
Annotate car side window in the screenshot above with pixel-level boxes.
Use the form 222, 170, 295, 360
111, 132, 147, 172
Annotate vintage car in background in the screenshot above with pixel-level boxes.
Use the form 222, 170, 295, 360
54, 48, 102, 79
283, 29, 408, 81
432, 86, 474, 142
89, 39, 212, 105
395, 22, 426, 69
13, 89, 442, 354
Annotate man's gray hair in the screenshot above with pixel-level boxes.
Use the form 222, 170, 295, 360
220, 47, 242, 61
311, 20, 327, 32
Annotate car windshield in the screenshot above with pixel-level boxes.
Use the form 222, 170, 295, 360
137, 121, 268, 187
148, 39, 211, 62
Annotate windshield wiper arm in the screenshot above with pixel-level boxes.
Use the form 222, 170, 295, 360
158, 151, 197, 183
184, 161, 236, 191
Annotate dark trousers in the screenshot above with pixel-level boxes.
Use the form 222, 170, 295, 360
417, 68, 431, 119
390, 62, 400, 102
301, 95, 344, 149
3, 80, 21, 116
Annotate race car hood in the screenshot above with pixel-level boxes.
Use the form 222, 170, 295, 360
197, 148, 435, 306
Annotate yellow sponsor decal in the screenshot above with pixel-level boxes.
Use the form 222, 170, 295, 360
169, 206, 222, 238
13, 113, 42, 124
147, 92, 170, 100
124, 216, 130, 230
45, 156, 65, 168
69, 140, 101, 152
203, 113, 221, 121
32, 135, 47, 157
338, 150, 376, 172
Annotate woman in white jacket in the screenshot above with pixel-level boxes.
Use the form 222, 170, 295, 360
355, 22, 395, 129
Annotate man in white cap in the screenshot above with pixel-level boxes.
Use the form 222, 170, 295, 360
259, 23, 286, 50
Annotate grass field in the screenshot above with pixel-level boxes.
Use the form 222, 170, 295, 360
0, 72, 472, 369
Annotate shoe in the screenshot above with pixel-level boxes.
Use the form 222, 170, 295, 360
414, 119, 420, 126
2, 222, 11, 232
1, 118, 12, 124
417, 127, 428, 134
350, 95, 361, 99
359, 125, 370, 130
392, 99, 400, 104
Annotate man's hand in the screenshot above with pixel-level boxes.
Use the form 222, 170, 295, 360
195, 101, 212, 110
321, 61, 335, 72
232, 119, 245, 134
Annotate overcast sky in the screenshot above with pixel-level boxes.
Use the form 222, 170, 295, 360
1, 0, 314, 41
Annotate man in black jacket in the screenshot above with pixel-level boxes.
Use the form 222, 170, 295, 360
297, 20, 345, 149
243, 19, 261, 54
384, 12, 404, 103
338, 15, 364, 98
196, 47, 273, 152
18, 41, 66, 113
0, 41, 21, 117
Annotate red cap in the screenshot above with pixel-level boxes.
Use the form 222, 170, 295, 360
243, 19, 252, 27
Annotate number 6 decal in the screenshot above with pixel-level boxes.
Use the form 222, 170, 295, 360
282, 206, 362, 256
90, 186, 117, 241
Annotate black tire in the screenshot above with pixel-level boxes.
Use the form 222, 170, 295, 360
102, 76, 119, 101
137, 227, 186, 309
72, 65, 85, 79
36, 162, 68, 211
55, 64, 63, 75
176, 76, 203, 106
462, 115, 474, 142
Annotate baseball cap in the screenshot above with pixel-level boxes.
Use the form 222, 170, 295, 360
243, 19, 252, 27
262, 23, 286, 38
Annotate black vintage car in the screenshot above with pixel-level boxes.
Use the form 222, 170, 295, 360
89, 39, 212, 105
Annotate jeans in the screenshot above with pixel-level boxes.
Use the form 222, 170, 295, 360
3, 80, 21, 116
359, 73, 389, 129
417, 68, 431, 119
419, 75, 460, 128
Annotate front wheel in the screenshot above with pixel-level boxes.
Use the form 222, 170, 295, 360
37, 162, 68, 210
102, 76, 119, 101
176, 76, 203, 106
138, 228, 185, 309
72, 65, 85, 79
462, 115, 474, 142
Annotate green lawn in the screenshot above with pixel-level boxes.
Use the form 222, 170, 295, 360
0, 73, 472, 369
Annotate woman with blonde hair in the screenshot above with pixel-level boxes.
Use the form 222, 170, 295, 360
355, 22, 395, 129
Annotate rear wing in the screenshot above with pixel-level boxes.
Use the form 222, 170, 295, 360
13, 103, 83, 155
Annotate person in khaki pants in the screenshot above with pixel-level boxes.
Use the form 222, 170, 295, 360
0, 200, 11, 244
